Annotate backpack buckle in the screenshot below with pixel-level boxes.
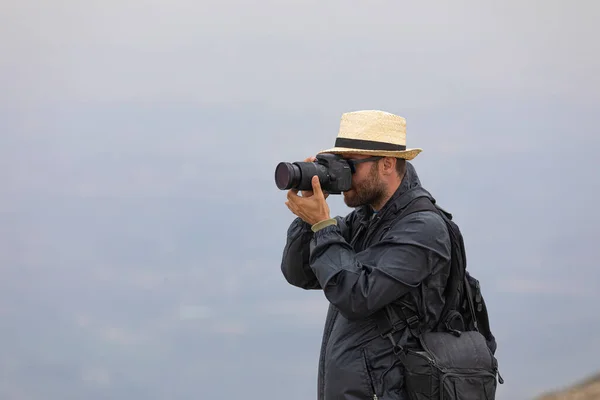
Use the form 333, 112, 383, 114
406, 315, 419, 329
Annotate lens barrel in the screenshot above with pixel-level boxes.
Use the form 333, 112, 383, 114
275, 162, 301, 190
275, 160, 331, 191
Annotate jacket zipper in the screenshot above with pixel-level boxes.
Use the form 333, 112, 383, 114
350, 222, 367, 248
353, 214, 387, 400
362, 206, 392, 248
362, 216, 381, 248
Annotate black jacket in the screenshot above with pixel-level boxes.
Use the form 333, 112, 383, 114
280, 162, 452, 400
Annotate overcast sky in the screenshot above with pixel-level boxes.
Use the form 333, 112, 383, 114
1, 1, 599, 399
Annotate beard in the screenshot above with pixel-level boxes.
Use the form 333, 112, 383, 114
343, 165, 387, 208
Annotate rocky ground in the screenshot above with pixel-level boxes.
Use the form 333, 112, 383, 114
535, 373, 600, 400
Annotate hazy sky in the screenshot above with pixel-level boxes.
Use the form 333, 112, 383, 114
1, 1, 599, 399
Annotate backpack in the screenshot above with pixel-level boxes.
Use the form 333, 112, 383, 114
374, 196, 504, 400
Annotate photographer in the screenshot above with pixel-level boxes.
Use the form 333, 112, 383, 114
279, 110, 452, 400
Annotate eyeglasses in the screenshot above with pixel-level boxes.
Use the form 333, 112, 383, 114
346, 156, 383, 173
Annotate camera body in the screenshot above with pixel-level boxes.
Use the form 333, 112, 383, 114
275, 153, 353, 194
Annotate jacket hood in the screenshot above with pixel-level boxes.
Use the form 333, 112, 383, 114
378, 161, 435, 216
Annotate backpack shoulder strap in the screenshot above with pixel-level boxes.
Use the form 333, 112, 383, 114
396, 196, 439, 218
434, 209, 469, 333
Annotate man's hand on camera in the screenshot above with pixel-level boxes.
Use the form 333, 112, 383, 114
297, 156, 329, 200
286, 175, 331, 226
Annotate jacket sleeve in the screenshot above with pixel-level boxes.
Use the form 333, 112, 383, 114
307, 211, 451, 319
281, 215, 354, 290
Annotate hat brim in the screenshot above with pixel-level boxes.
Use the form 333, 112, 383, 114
317, 147, 422, 160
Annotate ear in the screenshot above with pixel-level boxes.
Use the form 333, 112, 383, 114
381, 157, 396, 175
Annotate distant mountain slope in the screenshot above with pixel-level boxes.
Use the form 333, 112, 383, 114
536, 373, 600, 400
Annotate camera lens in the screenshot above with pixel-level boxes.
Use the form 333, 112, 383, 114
275, 162, 301, 190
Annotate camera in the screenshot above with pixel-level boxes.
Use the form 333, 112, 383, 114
274, 153, 353, 194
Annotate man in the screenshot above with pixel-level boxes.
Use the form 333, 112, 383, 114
280, 110, 452, 400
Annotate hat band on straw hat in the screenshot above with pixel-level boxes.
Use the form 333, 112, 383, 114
334, 137, 407, 151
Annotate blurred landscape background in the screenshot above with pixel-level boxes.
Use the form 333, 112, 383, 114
1, 1, 599, 399
536, 374, 600, 400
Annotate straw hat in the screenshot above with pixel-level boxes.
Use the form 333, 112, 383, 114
318, 110, 422, 160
